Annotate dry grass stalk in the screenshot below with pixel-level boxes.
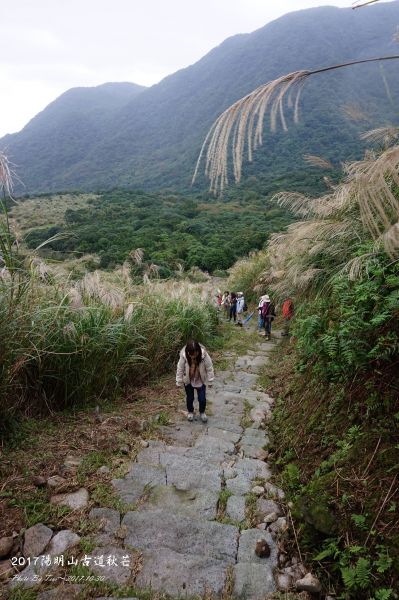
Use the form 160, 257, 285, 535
0, 151, 15, 197
303, 154, 334, 170
352, 0, 381, 8
193, 55, 399, 194
361, 126, 399, 148
130, 247, 144, 265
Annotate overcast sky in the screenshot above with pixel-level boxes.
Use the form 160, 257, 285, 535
0, 0, 384, 137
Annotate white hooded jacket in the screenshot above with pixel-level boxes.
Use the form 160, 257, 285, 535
176, 344, 215, 387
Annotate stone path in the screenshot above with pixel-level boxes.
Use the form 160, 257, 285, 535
90, 334, 287, 599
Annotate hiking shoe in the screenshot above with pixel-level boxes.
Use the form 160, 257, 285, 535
187, 412, 194, 422
200, 413, 208, 423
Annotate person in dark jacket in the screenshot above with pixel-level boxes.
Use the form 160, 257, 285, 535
229, 292, 237, 322
261, 299, 276, 340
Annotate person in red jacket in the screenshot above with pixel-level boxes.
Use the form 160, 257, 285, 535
281, 297, 294, 336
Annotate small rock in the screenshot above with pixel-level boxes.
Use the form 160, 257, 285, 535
265, 482, 285, 499
255, 449, 268, 461
50, 488, 89, 510
296, 572, 322, 593
120, 445, 130, 455
140, 440, 149, 448
32, 475, 47, 487
264, 512, 278, 524
23, 524, 53, 558
0, 537, 14, 559
251, 485, 264, 496
0, 560, 13, 581
256, 523, 266, 530
269, 517, 288, 535
255, 538, 271, 558
97, 465, 110, 474
175, 426, 181, 431
46, 530, 80, 556
47, 475, 67, 489
276, 571, 293, 591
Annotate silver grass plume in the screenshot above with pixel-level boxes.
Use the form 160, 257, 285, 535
303, 155, 334, 170
0, 151, 15, 197
193, 55, 399, 195
130, 248, 144, 265
360, 127, 399, 148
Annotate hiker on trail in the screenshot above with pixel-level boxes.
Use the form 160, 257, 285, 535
257, 294, 269, 332
236, 292, 245, 326
216, 291, 223, 310
222, 291, 230, 318
281, 297, 294, 336
176, 339, 214, 423
261, 296, 276, 340
229, 292, 237, 322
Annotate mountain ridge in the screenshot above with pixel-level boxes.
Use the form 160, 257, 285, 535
2, 1, 399, 194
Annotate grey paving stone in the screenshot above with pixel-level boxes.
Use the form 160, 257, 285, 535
122, 509, 238, 561
226, 474, 252, 495
207, 427, 241, 444
240, 443, 271, 463
135, 548, 230, 596
233, 562, 276, 598
112, 464, 166, 504
194, 434, 235, 455
142, 485, 218, 520
241, 430, 267, 444
207, 417, 243, 434
90, 546, 132, 585
235, 458, 272, 480
226, 495, 246, 522
135, 447, 161, 465
233, 372, 258, 386
125, 463, 167, 482
237, 528, 278, 565
160, 453, 222, 492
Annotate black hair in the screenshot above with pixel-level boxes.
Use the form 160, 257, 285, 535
185, 339, 202, 366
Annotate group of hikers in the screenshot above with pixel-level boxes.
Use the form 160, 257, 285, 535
216, 291, 247, 325
215, 290, 294, 340
177, 293, 294, 422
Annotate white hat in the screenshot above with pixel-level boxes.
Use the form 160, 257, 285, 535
261, 294, 270, 301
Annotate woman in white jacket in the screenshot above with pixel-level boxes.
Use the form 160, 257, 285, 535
176, 339, 215, 422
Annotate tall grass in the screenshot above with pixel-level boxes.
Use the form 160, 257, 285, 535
0, 155, 218, 437
0, 284, 217, 424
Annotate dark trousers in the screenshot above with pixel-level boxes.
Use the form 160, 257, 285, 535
185, 384, 206, 413
265, 318, 272, 335
229, 306, 237, 321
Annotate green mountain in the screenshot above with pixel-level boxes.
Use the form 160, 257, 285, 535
2, 2, 399, 195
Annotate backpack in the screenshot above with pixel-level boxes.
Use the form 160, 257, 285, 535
243, 301, 248, 312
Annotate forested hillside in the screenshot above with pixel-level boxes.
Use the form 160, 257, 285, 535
11, 189, 293, 275
2, 2, 399, 194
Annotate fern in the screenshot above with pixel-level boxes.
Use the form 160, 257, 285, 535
356, 557, 371, 589
341, 566, 357, 590
374, 549, 393, 574
374, 588, 394, 600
